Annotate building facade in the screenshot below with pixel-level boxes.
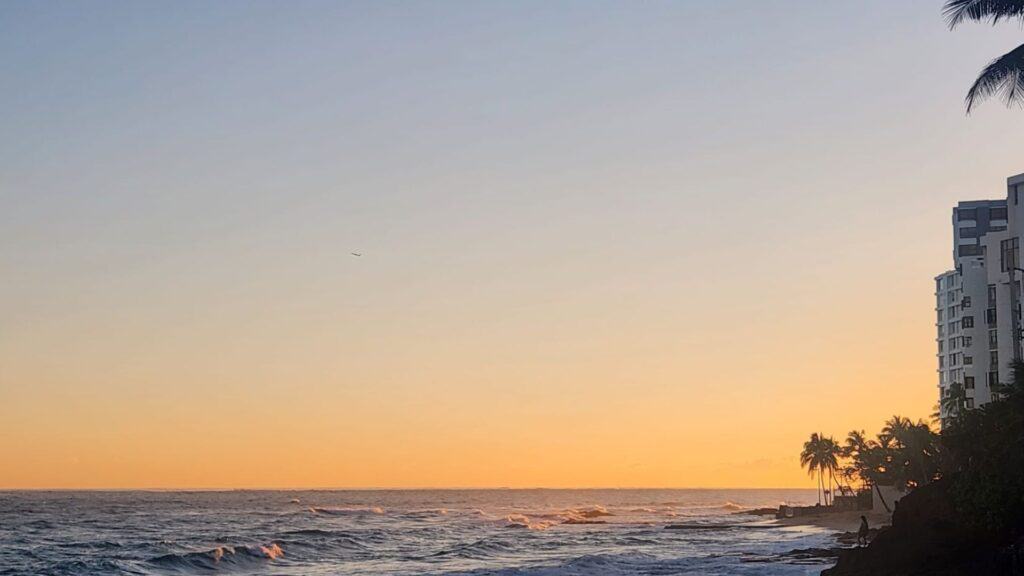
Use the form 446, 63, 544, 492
935, 175, 1024, 427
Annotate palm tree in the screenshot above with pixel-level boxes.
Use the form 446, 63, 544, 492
881, 415, 912, 449
992, 359, 1024, 402
941, 381, 968, 423
820, 436, 841, 506
842, 429, 893, 513
800, 433, 841, 506
900, 420, 941, 488
875, 416, 942, 490
943, 0, 1024, 112
801, 433, 825, 505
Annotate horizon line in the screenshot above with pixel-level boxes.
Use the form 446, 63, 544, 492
0, 485, 817, 492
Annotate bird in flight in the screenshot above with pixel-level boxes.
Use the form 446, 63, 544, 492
351, 252, 362, 257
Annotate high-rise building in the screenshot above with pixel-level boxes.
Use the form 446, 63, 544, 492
935, 174, 1024, 427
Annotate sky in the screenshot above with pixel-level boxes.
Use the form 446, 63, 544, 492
2, 1, 1024, 489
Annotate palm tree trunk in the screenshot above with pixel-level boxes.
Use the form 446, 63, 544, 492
823, 467, 830, 506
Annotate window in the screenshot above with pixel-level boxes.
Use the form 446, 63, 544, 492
939, 325, 946, 337
963, 336, 972, 347
938, 309, 944, 322
965, 356, 973, 365
939, 356, 945, 368
992, 206, 1008, 220
949, 337, 958, 350
963, 296, 972, 309
959, 244, 982, 257
948, 292, 956, 304
991, 351, 1000, 369
989, 284, 997, 306
962, 316, 974, 329
989, 329, 998, 350
938, 340, 945, 353
949, 305, 958, 319
958, 207, 978, 221
951, 353, 960, 366
1001, 237, 1020, 272
965, 376, 975, 389
988, 371, 1000, 387
966, 398, 975, 409
987, 308, 998, 326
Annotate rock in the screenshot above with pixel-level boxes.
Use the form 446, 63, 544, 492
822, 479, 1023, 576
834, 528, 881, 545
733, 507, 779, 516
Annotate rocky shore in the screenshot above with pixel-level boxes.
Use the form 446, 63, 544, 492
822, 479, 1024, 576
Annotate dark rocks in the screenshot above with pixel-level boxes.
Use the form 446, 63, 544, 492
822, 479, 1024, 576
733, 507, 779, 516
834, 528, 881, 546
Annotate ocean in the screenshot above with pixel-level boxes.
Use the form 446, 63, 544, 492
0, 489, 836, 575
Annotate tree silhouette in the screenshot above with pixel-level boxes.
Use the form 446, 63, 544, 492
943, 0, 1024, 112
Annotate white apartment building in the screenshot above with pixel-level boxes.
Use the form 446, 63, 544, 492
936, 173, 1024, 427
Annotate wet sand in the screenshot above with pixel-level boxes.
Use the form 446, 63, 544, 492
774, 509, 891, 533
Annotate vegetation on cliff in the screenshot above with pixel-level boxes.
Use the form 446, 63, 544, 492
819, 360, 1024, 574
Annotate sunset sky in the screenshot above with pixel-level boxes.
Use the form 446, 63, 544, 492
3, 1, 1024, 489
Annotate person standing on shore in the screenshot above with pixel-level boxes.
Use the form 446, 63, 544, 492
857, 515, 870, 547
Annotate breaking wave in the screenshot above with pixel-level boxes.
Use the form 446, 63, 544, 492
149, 543, 284, 571
498, 506, 613, 530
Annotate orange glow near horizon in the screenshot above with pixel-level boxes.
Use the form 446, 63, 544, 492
1, 246, 945, 489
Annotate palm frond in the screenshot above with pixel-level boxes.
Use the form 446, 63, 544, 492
966, 43, 1024, 113
943, 0, 1024, 28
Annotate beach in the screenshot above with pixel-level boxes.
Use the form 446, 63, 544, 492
775, 509, 891, 533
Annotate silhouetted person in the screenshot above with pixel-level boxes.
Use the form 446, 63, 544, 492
857, 515, 869, 547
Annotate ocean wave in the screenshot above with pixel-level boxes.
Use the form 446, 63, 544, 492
569, 505, 612, 519
4, 489, 825, 576
503, 513, 559, 531
278, 527, 390, 550
278, 528, 384, 552
401, 508, 449, 520
428, 537, 515, 560
149, 543, 284, 571
498, 506, 613, 530
440, 551, 668, 575
281, 528, 335, 537
308, 506, 384, 516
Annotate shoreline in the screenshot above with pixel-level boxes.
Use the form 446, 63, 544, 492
771, 509, 891, 533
